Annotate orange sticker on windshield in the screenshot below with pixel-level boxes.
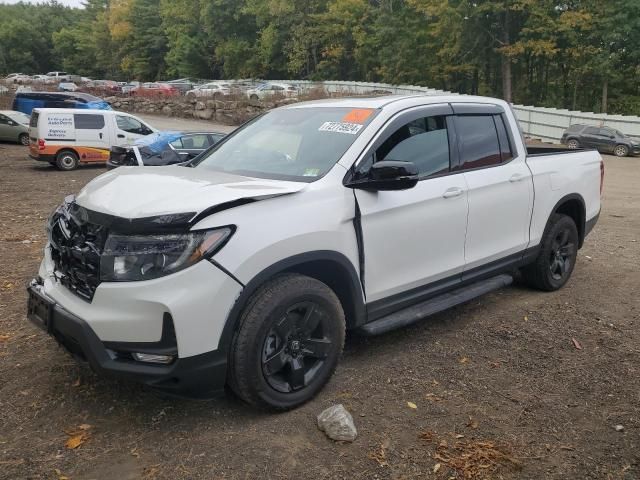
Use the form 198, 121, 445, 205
342, 108, 374, 124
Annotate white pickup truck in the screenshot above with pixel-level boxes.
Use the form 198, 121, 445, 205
27, 95, 603, 410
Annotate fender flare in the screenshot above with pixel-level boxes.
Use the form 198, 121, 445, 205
548, 193, 586, 247
215, 250, 366, 356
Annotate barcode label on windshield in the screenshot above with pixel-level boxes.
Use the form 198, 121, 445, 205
318, 121, 363, 135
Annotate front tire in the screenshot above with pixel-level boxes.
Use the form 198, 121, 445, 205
614, 144, 629, 157
55, 150, 79, 171
228, 274, 345, 411
521, 214, 579, 291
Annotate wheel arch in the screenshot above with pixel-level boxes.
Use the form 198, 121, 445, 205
216, 251, 366, 356
56, 147, 79, 159
550, 193, 586, 248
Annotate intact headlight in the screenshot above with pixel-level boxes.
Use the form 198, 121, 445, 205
100, 227, 233, 282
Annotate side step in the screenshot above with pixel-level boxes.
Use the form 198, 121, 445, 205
359, 274, 513, 336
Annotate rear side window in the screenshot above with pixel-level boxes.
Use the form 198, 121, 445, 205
30, 112, 39, 127
494, 115, 514, 162
454, 115, 502, 170
74, 114, 105, 129
375, 115, 450, 177
584, 127, 600, 135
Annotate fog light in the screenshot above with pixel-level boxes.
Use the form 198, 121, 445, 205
131, 352, 175, 364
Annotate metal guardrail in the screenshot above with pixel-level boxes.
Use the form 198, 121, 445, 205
273, 80, 640, 143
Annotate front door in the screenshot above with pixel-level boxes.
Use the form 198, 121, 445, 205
354, 106, 468, 314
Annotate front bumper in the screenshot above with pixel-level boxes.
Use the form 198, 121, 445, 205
27, 278, 228, 397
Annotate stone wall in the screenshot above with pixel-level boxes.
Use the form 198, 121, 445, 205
104, 95, 296, 125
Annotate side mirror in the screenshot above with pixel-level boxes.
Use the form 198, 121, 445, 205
349, 160, 419, 191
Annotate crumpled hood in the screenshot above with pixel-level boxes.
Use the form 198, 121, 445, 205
75, 165, 306, 219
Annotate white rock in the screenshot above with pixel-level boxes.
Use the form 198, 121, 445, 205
317, 404, 357, 442
615, 424, 624, 432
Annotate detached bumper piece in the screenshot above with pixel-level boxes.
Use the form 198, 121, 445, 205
27, 279, 227, 398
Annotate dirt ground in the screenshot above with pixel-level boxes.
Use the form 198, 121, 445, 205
0, 141, 638, 480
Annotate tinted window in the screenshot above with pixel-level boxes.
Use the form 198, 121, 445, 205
74, 114, 105, 129
116, 115, 147, 134
494, 115, 513, 162
455, 115, 502, 170
375, 115, 449, 177
584, 127, 599, 135
177, 134, 210, 149
30, 111, 39, 127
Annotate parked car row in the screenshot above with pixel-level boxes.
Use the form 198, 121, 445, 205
21, 106, 225, 170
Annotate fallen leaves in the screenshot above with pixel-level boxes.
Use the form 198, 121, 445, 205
418, 430, 521, 479
407, 401, 417, 409
571, 338, 583, 350
433, 439, 521, 479
368, 441, 389, 467
459, 356, 469, 364
0, 334, 10, 342
64, 424, 92, 449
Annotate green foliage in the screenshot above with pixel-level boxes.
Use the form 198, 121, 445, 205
0, 0, 639, 114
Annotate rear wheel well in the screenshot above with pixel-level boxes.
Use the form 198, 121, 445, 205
553, 197, 585, 247
282, 260, 363, 330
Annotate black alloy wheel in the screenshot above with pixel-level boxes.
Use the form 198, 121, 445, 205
261, 301, 333, 393
521, 213, 579, 291
548, 228, 575, 281
228, 274, 345, 410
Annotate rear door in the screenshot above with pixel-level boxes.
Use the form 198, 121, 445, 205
354, 104, 469, 313
73, 113, 109, 163
451, 104, 534, 274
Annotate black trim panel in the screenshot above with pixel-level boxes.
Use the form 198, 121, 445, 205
27, 281, 226, 398
585, 210, 600, 237
366, 246, 539, 322
450, 103, 505, 115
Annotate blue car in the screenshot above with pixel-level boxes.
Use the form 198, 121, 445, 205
12, 91, 111, 115
107, 130, 226, 169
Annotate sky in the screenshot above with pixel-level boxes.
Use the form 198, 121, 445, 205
0, 0, 84, 7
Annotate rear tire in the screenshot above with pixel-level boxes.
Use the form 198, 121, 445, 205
614, 144, 629, 157
56, 150, 79, 171
19, 133, 29, 146
228, 274, 345, 411
521, 214, 579, 291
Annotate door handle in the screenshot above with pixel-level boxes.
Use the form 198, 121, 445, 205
442, 187, 464, 199
99, 133, 103, 139
117, 134, 125, 138
509, 173, 527, 183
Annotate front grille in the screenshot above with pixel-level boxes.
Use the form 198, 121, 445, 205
48, 203, 109, 301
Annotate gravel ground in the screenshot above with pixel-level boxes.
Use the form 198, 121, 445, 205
0, 140, 638, 480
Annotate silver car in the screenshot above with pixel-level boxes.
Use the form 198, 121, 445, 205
0, 110, 30, 145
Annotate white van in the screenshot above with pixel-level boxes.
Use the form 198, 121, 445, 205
29, 108, 157, 170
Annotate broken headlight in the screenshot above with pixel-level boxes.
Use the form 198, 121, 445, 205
100, 227, 233, 282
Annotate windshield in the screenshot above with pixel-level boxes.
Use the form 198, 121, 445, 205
193, 107, 378, 182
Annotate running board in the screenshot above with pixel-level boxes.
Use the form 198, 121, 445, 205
359, 274, 513, 336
